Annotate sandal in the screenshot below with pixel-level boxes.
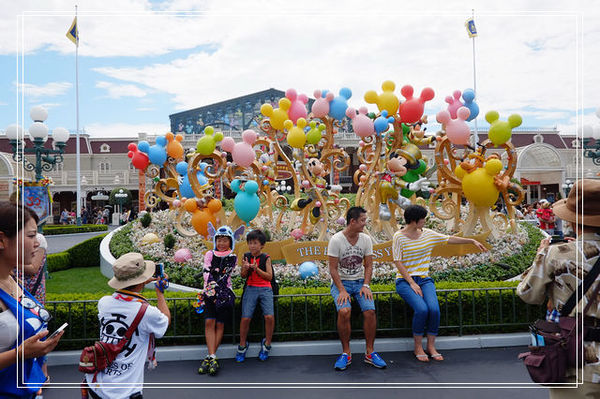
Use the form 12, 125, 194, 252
414, 353, 429, 362
427, 351, 444, 361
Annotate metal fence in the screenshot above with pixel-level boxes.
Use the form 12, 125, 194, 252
47, 286, 543, 349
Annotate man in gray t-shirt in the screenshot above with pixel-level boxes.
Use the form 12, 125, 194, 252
327, 207, 387, 371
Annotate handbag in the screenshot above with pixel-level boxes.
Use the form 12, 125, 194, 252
78, 302, 148, 382
519, 255, 600, 384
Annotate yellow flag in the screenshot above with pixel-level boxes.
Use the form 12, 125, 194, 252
66, 17, 79, 45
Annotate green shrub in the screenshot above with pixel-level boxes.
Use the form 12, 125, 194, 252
43, 224, 108, 235
66, 234, 107, 268
109, 223, 135, 258
140, 212, 152, 228
164, 234, 176, 250
47, 252, 72, 272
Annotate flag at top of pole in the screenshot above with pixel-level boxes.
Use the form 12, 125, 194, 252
465, 17, 477, 38
66, 17, 79, 45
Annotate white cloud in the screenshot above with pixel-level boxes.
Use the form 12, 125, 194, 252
17, 81, 72, 100
95, 81, 147, 98
84, 121, 170, 138
34, 102, 61, 110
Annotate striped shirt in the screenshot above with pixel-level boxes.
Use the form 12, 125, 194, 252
392, 229, 450, 278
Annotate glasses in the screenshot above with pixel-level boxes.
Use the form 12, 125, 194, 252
20, 296, 52, 323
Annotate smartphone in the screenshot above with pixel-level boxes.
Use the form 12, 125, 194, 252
550, 235, 567, 245
153, 263, 164, 278
48, 322, 68, 339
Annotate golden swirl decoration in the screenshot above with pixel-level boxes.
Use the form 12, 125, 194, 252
144, 191, 161, 209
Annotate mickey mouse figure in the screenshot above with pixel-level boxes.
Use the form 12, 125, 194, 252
378, 150, 430, 221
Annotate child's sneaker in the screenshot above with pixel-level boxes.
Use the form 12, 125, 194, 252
334, 353, 352, 371
198, 356, 210, 374
258, 338, 271, 361
208, 357, 220, 376
236, 342, 249, 363
364, 352, 387, 369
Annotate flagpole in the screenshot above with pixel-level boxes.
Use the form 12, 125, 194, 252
470, 9, 479, 146
75, 4, 82, 226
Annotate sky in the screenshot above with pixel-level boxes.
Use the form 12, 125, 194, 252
0, 0, 599, 139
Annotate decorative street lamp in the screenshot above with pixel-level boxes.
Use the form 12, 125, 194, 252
115, 189, 128, 214
562, 179, 574, 197
5, 106, 70, 181
582, 108, 600, 166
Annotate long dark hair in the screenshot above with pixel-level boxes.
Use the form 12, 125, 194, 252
0, 201, 39, 238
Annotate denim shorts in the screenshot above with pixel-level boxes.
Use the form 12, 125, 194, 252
330, 279, 375, 312
241, 285, 274, 318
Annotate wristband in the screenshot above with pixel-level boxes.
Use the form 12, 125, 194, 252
363, 284, 370, 289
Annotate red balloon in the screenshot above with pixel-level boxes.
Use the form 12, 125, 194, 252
128, 143, 150, 170
399, 85, 435, 124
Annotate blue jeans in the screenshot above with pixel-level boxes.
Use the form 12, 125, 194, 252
241, 286, 274, 317
330, 279, 375, 312
395, 277, 440, 336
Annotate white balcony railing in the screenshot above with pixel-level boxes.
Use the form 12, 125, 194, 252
45, 170, 133, 187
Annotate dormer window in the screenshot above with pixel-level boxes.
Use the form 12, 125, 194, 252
100, 143, 111, 153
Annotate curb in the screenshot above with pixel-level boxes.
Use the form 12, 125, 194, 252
47, 332, 528, 366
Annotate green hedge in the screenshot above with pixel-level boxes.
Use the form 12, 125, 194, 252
43, 224, 108, 235
109, 223, 135, 258
47, 281, 544, 350
47, 234, 107, 272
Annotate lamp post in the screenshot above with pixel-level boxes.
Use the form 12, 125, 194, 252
582, 108, 600, 166
5, 106, 69, 181
115, 188, 128, 215
562, 179, 574, 198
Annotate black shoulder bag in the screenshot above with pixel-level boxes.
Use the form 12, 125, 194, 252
519, 255, 600, 384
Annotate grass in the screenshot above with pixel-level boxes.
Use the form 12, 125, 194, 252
47, 267, 112, 295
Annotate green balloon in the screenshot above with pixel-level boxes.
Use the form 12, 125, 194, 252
306, 127, 322, 145
196, 136, 216, 155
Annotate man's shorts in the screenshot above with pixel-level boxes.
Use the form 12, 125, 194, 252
330, 279, 375, 312
241, 286, 274, 318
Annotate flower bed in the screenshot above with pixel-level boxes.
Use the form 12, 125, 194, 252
109, 209, 541, 290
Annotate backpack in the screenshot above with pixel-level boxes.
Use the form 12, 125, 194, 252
78, 302, 148, 382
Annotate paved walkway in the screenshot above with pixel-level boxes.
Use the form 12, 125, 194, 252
43, 347, 549, 399
45, 225, 118, 254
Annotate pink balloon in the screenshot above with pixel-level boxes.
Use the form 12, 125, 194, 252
291, 228, 304, 240
346, 106, 374, 138
312, 90, 334, 118
286, 88, 308, 123
172, 199, 181, 208
232, 144, 255, 167
315, 201, 322, 207
445, 90, 463, 119
302, 180, 310, 188
436, 107, 471, 145
242, 129, 257, 146
221, 137, 235, 152
174, 248, 192, 263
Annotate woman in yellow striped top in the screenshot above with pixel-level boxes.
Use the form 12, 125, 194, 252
393, 205, 487, 362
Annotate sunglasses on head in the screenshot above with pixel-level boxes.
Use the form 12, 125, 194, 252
20, 296, 52, 323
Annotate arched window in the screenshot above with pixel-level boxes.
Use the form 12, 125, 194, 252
100, 143, 111, 153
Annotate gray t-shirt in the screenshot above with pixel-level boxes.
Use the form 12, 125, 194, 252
327, 231, 373, 280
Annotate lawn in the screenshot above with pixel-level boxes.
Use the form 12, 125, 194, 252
47, 267, 112, 295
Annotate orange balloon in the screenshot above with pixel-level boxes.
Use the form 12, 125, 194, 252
191, 209, 217, 236
207, 198, 222, 213
166, 132, 184, 159
184, 198, 198, 212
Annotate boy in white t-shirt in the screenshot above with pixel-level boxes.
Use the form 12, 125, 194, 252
328, 206, 387, 371
83, 253, 171, 399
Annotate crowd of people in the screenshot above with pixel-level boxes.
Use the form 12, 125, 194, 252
59, 206, 137, 226
1, 179, 599, 398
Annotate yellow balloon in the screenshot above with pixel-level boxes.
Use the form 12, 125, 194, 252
141, 233, 161, 245
455, 165, 466, 180
461, 168, 499, 207
485, 158, 503, 176
287, 125, 306, 148
364, 80, 399, 116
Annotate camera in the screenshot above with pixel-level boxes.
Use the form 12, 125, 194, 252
550, 235, 567, 245
153, 263, 164, 278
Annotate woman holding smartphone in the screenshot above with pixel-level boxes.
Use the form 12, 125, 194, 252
0, 202, 64, 398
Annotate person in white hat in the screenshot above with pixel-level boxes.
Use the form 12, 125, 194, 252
83, 253, 171, 399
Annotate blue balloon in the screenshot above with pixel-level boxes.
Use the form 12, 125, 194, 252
328, 87, 352, 121
147, 136, 167, 166
233, 179, 260, 223
462, 88, 479, 122
299, 261, 319, 279
374, 110, 395, 134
